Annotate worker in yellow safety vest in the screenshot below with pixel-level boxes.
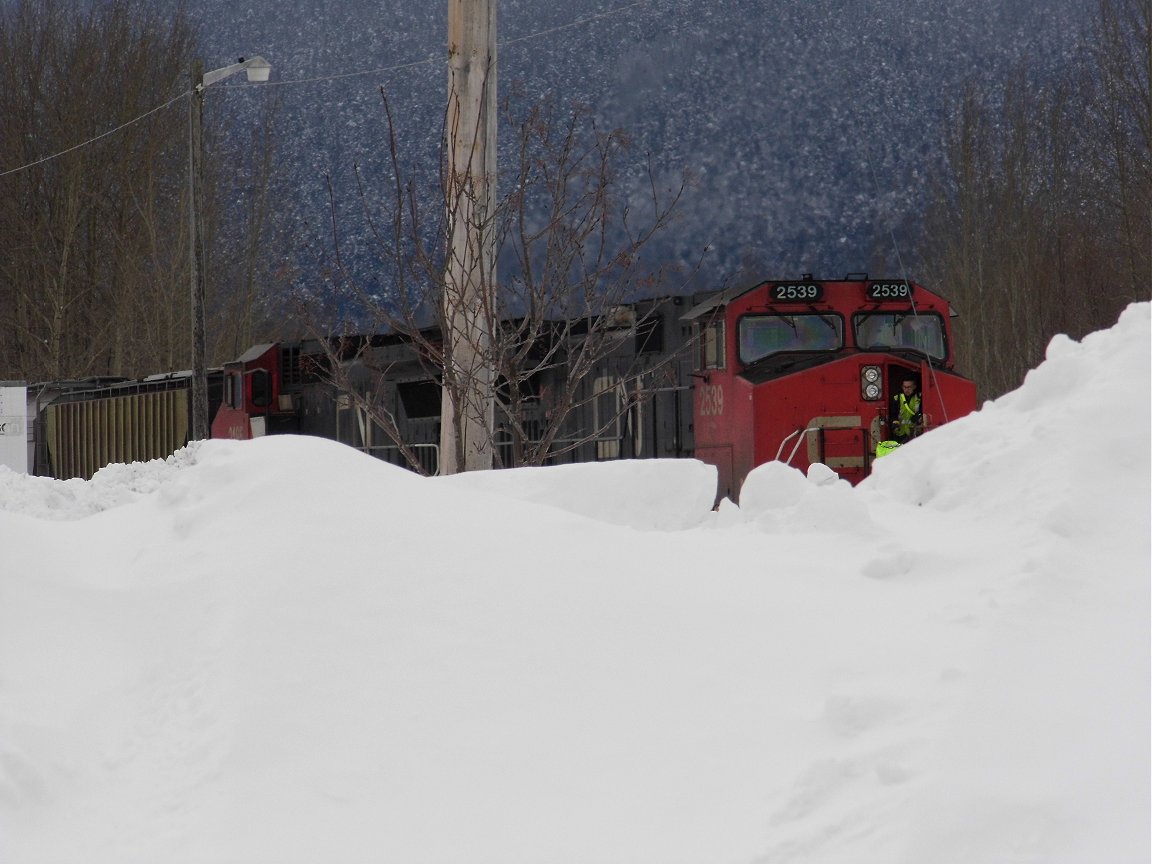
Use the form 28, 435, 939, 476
890, 376, 923, 443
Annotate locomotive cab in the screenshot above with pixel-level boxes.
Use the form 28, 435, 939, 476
211, 343, 299, 439
684, 275, 977, 501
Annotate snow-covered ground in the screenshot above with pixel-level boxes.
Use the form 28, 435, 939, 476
1, 304, 1148, 863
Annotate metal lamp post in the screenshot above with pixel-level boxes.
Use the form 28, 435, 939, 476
188, 55, 272, 441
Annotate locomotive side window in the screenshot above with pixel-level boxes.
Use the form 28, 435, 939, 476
854, 313, 946, 360
250, 369, 272, 408
701, 319, 726, 369
738, 314, 843, 365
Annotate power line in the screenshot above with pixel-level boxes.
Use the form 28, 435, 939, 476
266, 0, 657, 86
0, 91, 191, 179
501, 0, 652, 48
264, 55, 439, 88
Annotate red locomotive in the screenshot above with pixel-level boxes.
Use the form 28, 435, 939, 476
683, 275, 978, 499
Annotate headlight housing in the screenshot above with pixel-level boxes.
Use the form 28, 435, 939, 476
861, 365, 883, 400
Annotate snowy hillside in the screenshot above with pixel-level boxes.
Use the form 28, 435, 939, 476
181, 0, 1093, 294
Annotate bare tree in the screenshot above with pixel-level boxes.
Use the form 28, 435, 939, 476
0, 0, 286, 383
305, 90, 699, 474
0, 0, 196, 379
1090, 0, 1151, 302
917, 0, 1150, 400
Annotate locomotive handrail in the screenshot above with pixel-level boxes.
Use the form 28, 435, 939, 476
775, 426, 821, 467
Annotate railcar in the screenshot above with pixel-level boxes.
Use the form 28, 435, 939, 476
28, 372, 224, 480
682, 274, 977, 499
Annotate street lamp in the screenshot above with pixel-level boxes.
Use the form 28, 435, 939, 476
188, 55, 272, 441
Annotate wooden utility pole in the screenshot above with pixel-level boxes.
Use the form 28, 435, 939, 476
188, 57, 209, 442
440, 0, 497, 473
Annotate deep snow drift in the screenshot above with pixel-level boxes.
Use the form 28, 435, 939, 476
0, 304, 1148, 863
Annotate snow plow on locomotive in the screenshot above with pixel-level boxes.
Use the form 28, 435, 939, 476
25, 274, 976, 502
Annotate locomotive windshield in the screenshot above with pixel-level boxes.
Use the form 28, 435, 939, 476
853, 312, 946, 360
738, 314, 843, 364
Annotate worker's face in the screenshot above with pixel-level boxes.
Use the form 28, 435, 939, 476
901, 381, 917, 394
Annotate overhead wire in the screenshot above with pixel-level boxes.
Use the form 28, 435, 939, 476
265, 0, 655, 86
0, 91, 191, 179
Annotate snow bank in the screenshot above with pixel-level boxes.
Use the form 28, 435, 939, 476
436, 458, 718, 531
0, 305, 1147, 864
864, 303, 1151, 538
